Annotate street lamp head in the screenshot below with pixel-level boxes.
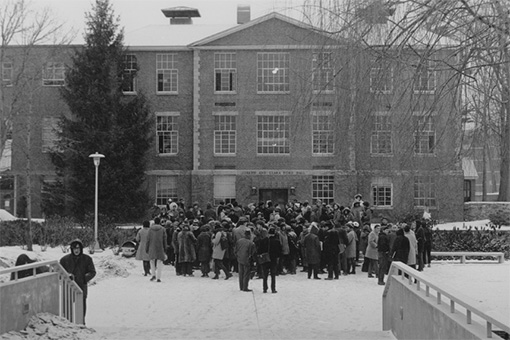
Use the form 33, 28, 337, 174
89, 152, 105, 167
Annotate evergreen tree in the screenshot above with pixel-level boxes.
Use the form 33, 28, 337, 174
49, 0, 153, 222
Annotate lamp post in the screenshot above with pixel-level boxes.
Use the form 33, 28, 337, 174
89, 152, 105, 253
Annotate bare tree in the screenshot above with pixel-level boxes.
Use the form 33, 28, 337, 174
296, 0, 510, 201
0, 0, 74, 250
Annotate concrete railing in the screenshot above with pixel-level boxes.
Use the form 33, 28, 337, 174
0, 260, 84, 330
382, 262, 509, 340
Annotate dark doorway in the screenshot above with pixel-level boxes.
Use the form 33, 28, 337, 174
259, 189, 288, 207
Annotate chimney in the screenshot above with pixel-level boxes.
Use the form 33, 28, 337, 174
161, 7, 201, 25
237, 5, 250, 24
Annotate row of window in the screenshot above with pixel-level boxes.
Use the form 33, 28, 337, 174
156, 175, 437, 208
2, 53, 437, 94
41, 112, 436, 156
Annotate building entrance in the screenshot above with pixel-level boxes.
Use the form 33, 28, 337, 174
259, 189, 288, 207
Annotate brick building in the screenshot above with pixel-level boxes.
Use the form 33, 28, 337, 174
4, 5, 464, 221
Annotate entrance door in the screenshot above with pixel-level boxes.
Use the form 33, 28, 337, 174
259, 189, 288, 207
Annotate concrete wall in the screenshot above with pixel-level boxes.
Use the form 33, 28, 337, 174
0, 272, 60, 334
464, 201, 510, 222
383, 275, 488, 340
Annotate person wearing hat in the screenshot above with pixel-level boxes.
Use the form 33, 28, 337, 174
135, 220, 151, 276
196, 225, 213, 277
178, 223, 197, 277
146, 220, 168, 282
365, 224, 380, 278
303, 223, 322, 279
60, 239, 96, 322
235, 229, 257, 292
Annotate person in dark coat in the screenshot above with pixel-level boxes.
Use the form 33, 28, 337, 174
390, 228, 410, 264
235, 229, 257, 292
415, 220, 426, 271
60, 239, 96, 321
178, 224, 197, 276
258, 227, 282, 293
377, 226, 391, 285
423, 221, 433, 268
146, 221, 167, 282
304, 223, 322, 279
196, 225, 213, 277
11, 254, 49, 280
323, 222, 340, 280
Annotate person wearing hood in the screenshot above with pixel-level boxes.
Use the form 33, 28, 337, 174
303, 222, 322, 279
60, 239, 96, 321
146, 220, 168, 282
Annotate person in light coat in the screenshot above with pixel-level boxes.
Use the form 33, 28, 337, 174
135, 220, 151, 276
365, 224, 380, 278
211, 224, 232, 280
404, 224, 417, 269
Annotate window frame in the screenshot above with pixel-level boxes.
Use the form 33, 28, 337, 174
213, 112, 237, 156
414, 176, 436, 208
256, 112, 290, 155
156, 112, 179, 156
413, 59, 436, 94
414, 115, 436, 155
371, 180, 393, 208
122, 54, 138, 94
156, 54, 178, 94
312, 52, 335, 94
156, 176, 178, 206
370, 112, 393, 156
256, 52, 290, 94
2, 61, 13, 86
42, 62, 65, 86
312, 111, 334, 155
214, 52, 237, 93
213, 175, 236, 205
369, 60, 393, 94
312, 175, 335, 205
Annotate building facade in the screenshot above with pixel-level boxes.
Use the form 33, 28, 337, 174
5, 6, 464, 221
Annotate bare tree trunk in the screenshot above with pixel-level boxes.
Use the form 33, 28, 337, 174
26, 99, 33, 251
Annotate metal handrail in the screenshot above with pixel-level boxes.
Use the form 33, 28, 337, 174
384, 261, 510, 339
0, 259, 84, 324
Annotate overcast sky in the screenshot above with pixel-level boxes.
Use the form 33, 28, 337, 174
32, 0, 311, 44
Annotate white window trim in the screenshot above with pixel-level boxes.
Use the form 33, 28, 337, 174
371, 181, 393, 209
311, 111, 334, 156
370, 112, 393, 156
156, 54, 178, 95
213, 113, 237, 156
214, 52, 237, 94
156, 112, 179, 156
2, 62, 13, 86
42, 62, 65, 87
369, 64, 393, 94
122, 54, 137, 95
256, 52, 290, 94
255, 111, 291, 156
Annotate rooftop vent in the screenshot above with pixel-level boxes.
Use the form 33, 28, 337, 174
161, 6, 201, 25
237, 5, 250, 24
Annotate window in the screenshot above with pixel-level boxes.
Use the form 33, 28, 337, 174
312, 52, 334, 93
464, 180, 472, 202
257, 52, 289, 93
43, 62, 65, 86
413, 59, 436, 93
371, 114, 392, 155
156, 54, 178, 93
156, 176, 177, 205
414, 116, 435, 154
312, 111, 334, 155
312, 175, 334, 204
2, 62, 13, 85
214, 175, 236, 206
370, 61, 393, 93
122, 54, 137, 93
257, 113, 290, 154
42, 118, 60, 152
214, 114, 236, 155
414, 176, 436, 207
156, 113, 179, 155
372, 178, 392, 207
214, 53, 236, 92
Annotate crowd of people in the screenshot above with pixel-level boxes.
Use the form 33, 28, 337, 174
136, 194, 434, 292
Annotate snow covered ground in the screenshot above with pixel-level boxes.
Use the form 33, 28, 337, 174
0, 220, 508, 340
